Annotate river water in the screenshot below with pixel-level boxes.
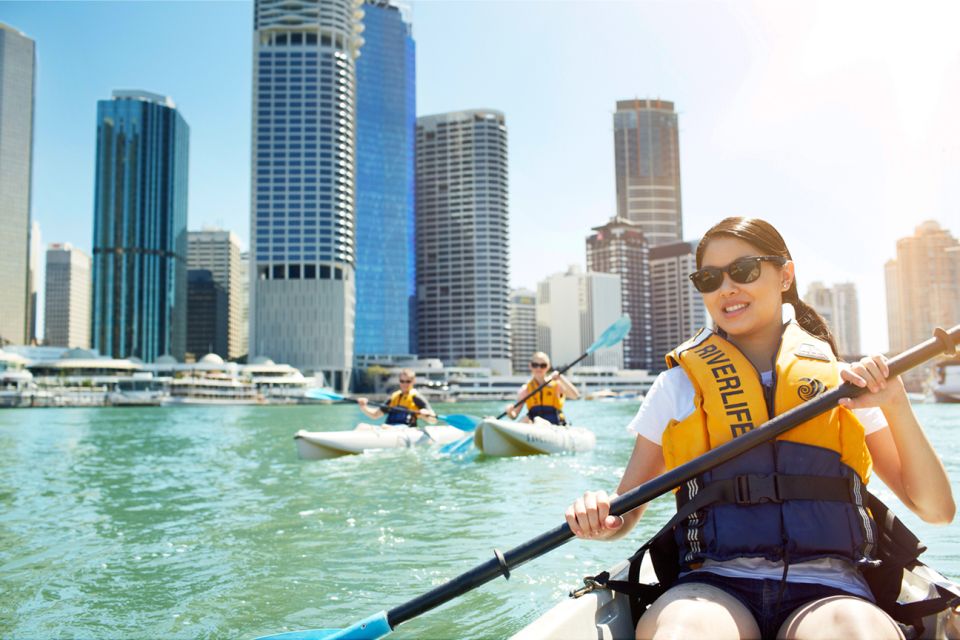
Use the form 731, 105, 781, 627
1, 401, 958, 639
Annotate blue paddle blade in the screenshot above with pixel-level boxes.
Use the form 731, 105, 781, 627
305, 388, 347, 402
439, 414, 481, 431
255, 611, 391, 640
585, 314, 632, 354
439, 434, 472, 454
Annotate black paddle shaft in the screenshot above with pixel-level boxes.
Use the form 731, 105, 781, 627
387, 324, 959, 628
497, 352, 589, 420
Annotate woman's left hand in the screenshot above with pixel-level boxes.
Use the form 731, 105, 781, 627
838, 354, 907, 410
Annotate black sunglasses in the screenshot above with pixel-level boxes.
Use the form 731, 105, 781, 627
689, 255, 787, 293
399, 378, 414, 383
529, 362, 548, 369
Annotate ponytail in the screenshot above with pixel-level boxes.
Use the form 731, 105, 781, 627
785, 288, 840, 357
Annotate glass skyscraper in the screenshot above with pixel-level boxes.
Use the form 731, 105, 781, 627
0, 24, 35, 346
354, 0, 416, 357
92, 91, 189, 361
250, 0, 364, 392
613, 99, 683, 246
416, 110, 511, 374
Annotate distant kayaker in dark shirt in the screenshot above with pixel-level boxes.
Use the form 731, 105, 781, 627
357, 369, 436, 427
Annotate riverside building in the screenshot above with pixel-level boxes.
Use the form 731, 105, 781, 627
804, 281, 861, 357
0, 24, 35, 346
649, 241, 706, 369
92, 90, 189, 361
586, 217, 653, 370
613, 99, 683, 246
536, 266, 624, 370
885, 221, 960, 388
415, 110, 511, 374
44, 244, 91, 349
509, 288, 536, 374
250, 0, 364, 392
187, 229, 244, 360
354, 0, 416, 358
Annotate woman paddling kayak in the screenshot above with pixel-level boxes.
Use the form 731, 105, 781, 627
564, 217, 956, 639
505, 352, 580, 425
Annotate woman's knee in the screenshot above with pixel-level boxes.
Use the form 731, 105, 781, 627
777, 596, 904, 640
635, 583, 760, 640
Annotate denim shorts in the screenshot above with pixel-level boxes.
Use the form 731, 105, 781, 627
673, 572, 859, 640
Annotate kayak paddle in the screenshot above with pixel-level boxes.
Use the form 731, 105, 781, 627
439, 313, 633, 454
258, 323, 959, 640
304, 388, 481, 432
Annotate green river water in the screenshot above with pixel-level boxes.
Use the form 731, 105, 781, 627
1, 401, 958, 639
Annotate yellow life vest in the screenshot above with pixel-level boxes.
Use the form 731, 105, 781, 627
386, 389, 422, 426
660, 321, 876, 566
523, 379, 565, 411
523, 379, 567, 425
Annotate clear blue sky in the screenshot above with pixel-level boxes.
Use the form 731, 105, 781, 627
3, 0, 959, 352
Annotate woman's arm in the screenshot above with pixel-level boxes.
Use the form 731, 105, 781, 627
565, 435, 666, 540
843, 356, 955, 524
356, 398, 384, 420
553, 373, 580, 400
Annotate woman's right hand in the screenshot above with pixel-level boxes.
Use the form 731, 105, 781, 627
565, 490, 624, 539
357, 397, 368, 408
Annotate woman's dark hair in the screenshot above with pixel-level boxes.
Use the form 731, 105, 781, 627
695, 217, 839, 356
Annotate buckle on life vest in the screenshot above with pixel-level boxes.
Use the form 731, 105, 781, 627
734, 473, 782, 504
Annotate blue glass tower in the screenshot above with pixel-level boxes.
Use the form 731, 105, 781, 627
92, 91, 189, 361
250, 0, 363, 392
354, 1, 416, 356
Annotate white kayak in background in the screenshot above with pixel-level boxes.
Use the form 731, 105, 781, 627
473, 417, 596, 457
294, 423, 468, 460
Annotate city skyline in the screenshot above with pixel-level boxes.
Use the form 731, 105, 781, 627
4, 1, 960, 353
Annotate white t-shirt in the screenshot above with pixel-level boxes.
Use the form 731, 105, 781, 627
626, 367, 888, 599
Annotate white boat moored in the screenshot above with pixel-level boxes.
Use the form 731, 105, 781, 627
294, 423, 469, 460
473, 418, 596, 457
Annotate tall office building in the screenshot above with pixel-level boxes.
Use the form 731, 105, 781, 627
28, 220, 41, 342
188, 229, 244, 359
250, 0, 364, 392
804, 281, 861, 357
92, 90, 189, 361
586, 217, 652, 370
354, 0, 416, 357
0, 24, 35, 346
885, 221, 960, 355
649, 241, 706, 368
43, 243, 91, 349
509, 288, 536, 374
186, 269, 228, 358
240, 251, 250, 357
536, 266, 623, 369
613, 99, 682, 246
416, 110, 510, 373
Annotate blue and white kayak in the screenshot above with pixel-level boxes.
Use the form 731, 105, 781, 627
473, 418, 596, 457
294, 423, 468, 460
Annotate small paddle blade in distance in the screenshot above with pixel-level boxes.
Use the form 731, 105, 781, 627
585, 314, 632, 354
439, 414, 481, 432
305, 388, 347, 402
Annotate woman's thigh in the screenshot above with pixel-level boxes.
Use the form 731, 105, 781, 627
776, 595, 904, 640
635, 582, 761, 640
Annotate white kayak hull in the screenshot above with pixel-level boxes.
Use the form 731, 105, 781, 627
473, 418, 596, 457
294, 424, 468, 460
513, 556, 960, 639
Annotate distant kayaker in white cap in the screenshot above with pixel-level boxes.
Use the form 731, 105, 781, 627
357, 368, 436, 427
